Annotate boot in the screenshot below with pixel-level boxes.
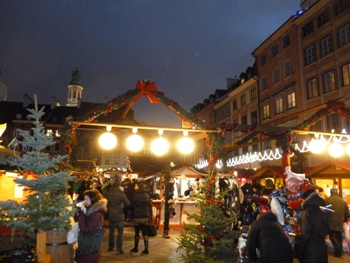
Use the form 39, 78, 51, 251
142, 240, 149, 255
130, 236, 139, 253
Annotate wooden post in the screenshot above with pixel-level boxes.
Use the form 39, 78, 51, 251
36, 231, 47, 263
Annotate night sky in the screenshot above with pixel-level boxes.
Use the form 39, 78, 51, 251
0, 1, 301, 126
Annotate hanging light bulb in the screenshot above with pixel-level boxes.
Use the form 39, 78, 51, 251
308, 134, 325, 154
345, 143, 350, 156
177, 131, 194, 154
151, 130, 169, 156
328, 137, 344, 158
99, 126, 117, 150
126, 128, 144, 152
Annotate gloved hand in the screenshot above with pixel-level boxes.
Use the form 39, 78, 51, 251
76, 201, 87, 214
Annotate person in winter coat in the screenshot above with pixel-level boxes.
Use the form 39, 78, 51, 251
130, 181, 151, 255
325, 188, 350, 258
75, 189, 108, 263
247, 212, 293, 263
105, 179, 130, 254
297, 189, 329, 263
123, 178, 135, 221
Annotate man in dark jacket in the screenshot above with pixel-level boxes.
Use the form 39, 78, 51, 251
298, 189, 329, 263
247, 212, 293, 263
105, 179, 130, 254
326, 188, 350, 258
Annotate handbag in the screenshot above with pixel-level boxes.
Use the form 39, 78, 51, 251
147, 223, 157, 237
77, 221, 105, 254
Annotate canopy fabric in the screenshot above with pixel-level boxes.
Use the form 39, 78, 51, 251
171, 166, 206, 178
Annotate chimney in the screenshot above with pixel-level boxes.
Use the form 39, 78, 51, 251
23, 94, 34, 108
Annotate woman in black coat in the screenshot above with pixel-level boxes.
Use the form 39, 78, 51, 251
130, 181, 151, 255
298, 189, 329, 263
247, 212, 293, 263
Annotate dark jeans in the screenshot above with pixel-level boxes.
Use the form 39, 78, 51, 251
109, 218, 124, 251
329, 229, 343, 256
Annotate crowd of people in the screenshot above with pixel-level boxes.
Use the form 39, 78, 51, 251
239, 178, 350, 263
72, 175, 155, 263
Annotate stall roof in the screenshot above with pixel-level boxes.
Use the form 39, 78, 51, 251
250, 166, 284, 179
171, 166, 207, 178
305, 161, 350, 177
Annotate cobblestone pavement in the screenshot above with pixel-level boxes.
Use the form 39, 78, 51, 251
99, 222, 350, 263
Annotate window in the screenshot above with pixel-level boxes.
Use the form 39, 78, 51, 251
241, 94, 246, 105
305, 44, 316, 65
46, 129, 53, 135
318, 10, 330, 27
261, 76, 268, 90
307, 78, 319, 99
283, 34, 291, 48
252, 137, 259, 152
260, 54, 267, 66
55, 143, 60, 151
263, 140, 271, 150
339, 23, 350, 47
251, 111, 258, 124
287, 92, 296, 109
284, 59, 293, 77
232, 100, 237, 110
320, 35, 333, 57
251, 88, 257, 100
303, 21, 314, 38
323, 71, 336, 93
273, 67, 281, 84
241, 115, 247, 125
335, 0, 349, 16
327, 114, 341, 133
275, 97, 283, 114
341, 62, 350, 86
262, 104, 270, 119
272, 43, 279, 57
115, 157, 119, 164
105, 155, 110, 165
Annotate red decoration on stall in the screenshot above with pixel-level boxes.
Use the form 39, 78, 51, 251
23, 171, 38, 178
62, 141, 72, 154
134, 80, 160, 104
105, 98, 116, 113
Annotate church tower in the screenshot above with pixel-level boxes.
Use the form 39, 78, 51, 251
66, 67, 83, 107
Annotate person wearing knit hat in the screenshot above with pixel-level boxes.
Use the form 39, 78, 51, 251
325, 188, 350, 258
297, 189, 329, 263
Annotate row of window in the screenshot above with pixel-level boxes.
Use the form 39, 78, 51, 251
260, 34, 291, 67
260, 2, 349, 67
304, 22, 350, 65
303, 0, 349, 38
307, 62, 350, 99
260, 59, 294, 90
262, 91, 296, 120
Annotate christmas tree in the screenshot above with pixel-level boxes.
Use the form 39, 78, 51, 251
177, 133, 240, 262
0, 106, 75, 236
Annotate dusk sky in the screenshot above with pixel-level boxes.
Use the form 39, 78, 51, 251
0, 1, 301, 126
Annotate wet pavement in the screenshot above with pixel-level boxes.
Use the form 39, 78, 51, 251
99, 222, 350, 263
100, 223, 182, 263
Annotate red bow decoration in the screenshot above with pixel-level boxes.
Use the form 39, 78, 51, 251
134, 80, 160, 104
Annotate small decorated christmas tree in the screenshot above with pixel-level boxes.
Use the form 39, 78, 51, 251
0, 106, 75, 236
177, 133, 240, 262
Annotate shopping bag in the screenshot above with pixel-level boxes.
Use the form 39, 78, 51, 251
67, 222, 79, 244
